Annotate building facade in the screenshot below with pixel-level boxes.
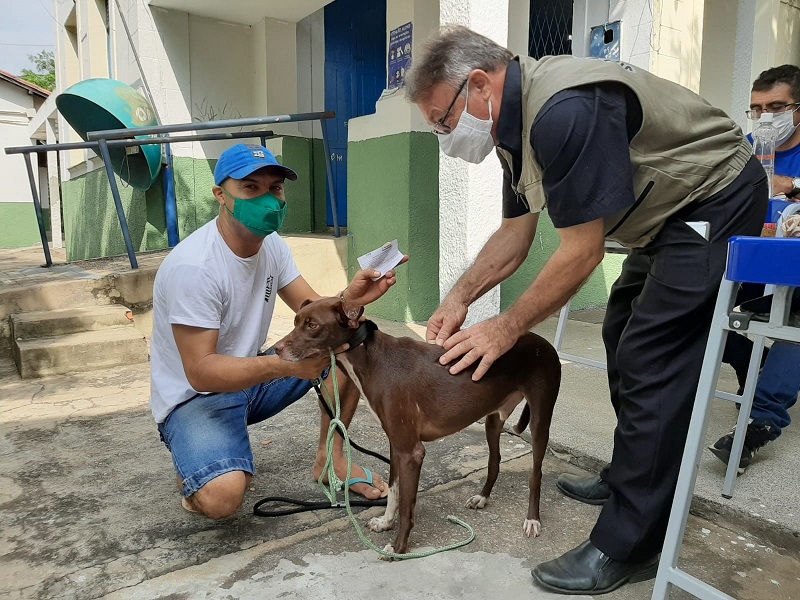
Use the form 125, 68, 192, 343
36, 0, 800, 322
0, 71, 50, 248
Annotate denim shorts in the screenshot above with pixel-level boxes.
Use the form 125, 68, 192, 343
157, 375, 317, 497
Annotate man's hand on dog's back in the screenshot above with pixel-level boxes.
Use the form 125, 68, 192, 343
426, 295, 468, 347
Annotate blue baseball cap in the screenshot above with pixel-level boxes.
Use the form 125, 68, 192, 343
213, 143, 298, 185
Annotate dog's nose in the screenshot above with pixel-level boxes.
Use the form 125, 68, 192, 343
273, 340, 286, 354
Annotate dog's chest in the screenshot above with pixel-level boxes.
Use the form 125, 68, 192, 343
336, 355, 384, 427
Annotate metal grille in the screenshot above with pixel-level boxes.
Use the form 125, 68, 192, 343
528, 0, 574, 58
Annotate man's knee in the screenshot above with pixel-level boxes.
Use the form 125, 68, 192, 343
190, 471, 251, 519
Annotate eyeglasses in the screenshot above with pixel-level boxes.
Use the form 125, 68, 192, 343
745, 102, 800, 120
432, 78, 468, 135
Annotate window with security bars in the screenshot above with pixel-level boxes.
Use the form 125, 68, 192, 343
529, 0, 574, 58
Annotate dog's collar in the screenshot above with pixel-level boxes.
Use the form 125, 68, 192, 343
346, 320, 377, 350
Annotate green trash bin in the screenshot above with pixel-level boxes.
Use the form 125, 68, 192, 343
56, 78, 162, 190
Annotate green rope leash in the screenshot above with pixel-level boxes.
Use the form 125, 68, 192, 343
316, 349, 476, 560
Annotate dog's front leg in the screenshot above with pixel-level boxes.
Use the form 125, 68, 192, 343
387, 442, 425, 557
369, 444, 398, 534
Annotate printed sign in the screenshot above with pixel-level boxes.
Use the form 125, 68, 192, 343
388, 22, 413, 89
590, 21, 621, 60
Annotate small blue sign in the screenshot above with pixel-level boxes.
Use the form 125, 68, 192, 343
590, 21, 621, 60
388, 22, 413, 89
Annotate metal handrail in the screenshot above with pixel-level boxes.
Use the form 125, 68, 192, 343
4, 111, 339, 269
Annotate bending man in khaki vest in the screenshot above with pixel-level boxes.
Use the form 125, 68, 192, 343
404, 25, 767, 595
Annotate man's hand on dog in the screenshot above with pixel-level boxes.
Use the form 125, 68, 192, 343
426, 296, 468, 346
438, 314, 522, 382
286, 349, 347, 380
344, 255, 409, 306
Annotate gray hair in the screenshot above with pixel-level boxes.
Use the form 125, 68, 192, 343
405, 26, 514, 103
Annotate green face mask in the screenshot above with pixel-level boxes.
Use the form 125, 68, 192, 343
221, 187, 287, 237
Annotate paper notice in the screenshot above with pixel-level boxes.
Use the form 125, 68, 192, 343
357, 239, 405, 280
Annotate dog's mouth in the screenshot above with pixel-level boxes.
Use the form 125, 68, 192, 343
275, 346, 326, 362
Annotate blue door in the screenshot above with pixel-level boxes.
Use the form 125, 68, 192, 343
324, 0, 386, 227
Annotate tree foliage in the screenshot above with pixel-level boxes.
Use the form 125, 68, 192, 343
19, 50, 56, 92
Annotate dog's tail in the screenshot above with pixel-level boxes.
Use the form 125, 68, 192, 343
512, 402, 530, 434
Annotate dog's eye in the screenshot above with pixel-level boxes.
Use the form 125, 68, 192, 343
306, 321, 317, 330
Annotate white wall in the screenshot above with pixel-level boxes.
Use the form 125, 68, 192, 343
776, 0, 800, 66
436, 0, 508, 326
296, 10, 326, 139
572, 0, 656, 71
0, 83, 43, 204
699, 0, 739, 119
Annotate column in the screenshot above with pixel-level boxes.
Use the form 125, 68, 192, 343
45, 118, 63, 249
438, 0, 510, 327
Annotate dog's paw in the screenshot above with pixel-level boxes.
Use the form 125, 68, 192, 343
465, 494, 488, 510
378, 544, 396, 561
368, 515, 395, 532
523, 518, 541, 538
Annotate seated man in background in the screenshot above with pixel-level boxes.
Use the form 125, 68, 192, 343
150, 143, 399, 518
711, 64, 800, 472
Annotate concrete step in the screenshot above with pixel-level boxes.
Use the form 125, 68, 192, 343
10, 305, 134, 339
13, 327, 149, 379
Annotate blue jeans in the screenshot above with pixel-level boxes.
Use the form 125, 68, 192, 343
750, 341, 800, 438
157, 375, 316, 497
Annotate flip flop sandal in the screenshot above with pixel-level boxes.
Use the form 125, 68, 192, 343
344, 466, 389, 499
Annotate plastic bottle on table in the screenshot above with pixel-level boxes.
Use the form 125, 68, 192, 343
752, 112, 777, 198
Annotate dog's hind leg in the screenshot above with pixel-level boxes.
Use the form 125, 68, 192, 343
465, 412, 503, 509
523, 375, 559, 538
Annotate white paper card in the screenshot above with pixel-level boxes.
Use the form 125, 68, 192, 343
357, 239, 404, 280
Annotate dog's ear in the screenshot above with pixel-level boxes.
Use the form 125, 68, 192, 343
300, 298, 313, 309
336, 301, 364, 329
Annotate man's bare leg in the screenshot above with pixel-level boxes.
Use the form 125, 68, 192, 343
313, 372, 388, 499
181, 471, 252, 519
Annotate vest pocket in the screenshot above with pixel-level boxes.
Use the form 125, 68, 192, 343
606, 180, 654, 236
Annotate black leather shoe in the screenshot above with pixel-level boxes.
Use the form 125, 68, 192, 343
556, 473, 611, 505
531, 540, 659, 595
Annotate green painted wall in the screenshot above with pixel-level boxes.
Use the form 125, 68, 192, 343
62, 163, 170, 261
499, 211, 624, 311
60, 137, 319, 261
347, 132, 440, 322
312, 138, 329, 233
0, 203, 44, 248
277, 136, 314, 233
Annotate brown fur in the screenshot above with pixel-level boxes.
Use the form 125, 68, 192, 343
274, 297, 561, 556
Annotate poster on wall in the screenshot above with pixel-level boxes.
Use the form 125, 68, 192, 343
388, 22, 413, 89
590, 21, 621, 60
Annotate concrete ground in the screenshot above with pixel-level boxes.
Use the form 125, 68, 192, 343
1, 246, 799, 600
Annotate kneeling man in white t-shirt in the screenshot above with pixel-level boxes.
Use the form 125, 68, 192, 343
150, 143, 400, 518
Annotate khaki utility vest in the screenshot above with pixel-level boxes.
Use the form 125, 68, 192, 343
496, 55, 753, 247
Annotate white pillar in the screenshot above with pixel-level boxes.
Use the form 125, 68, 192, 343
438, 0, 509, 326
45, 118, 63, 249
731, 0, 784, 132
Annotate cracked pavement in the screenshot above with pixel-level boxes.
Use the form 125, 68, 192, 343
1, 310, 799, 598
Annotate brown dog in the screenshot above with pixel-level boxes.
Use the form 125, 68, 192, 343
274, 297, 561, 557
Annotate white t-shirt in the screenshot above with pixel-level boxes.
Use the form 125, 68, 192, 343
149, 218, 300, 423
